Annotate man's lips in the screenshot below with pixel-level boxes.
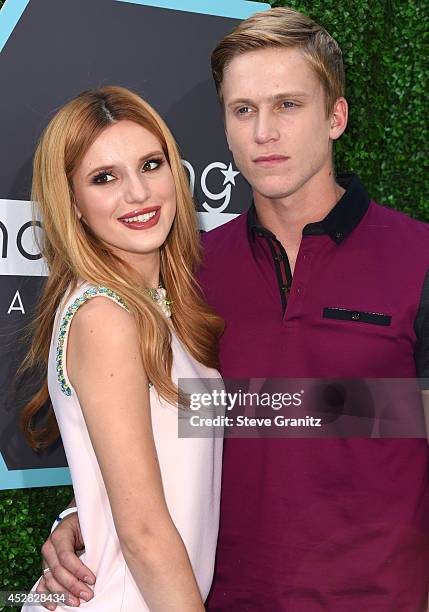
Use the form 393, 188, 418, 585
254, 154, 290, 165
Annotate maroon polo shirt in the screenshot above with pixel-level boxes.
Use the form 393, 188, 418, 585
199, 175, 429, 611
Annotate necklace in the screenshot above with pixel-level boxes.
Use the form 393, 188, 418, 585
145, 285, 172, 318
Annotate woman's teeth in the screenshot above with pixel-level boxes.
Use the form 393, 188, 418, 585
121, 211, 157, 223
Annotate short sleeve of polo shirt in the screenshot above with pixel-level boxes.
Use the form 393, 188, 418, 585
415, 268, 429, 389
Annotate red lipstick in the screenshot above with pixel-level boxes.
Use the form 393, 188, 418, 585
118, 206, 161, 230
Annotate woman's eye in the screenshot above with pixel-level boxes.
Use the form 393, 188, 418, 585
93, 171, 115, 184
142, 159, 162, 172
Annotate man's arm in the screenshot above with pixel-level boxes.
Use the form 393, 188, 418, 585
414, 268, 429, 610
422, 393, 429, 612
422, 392, 429, 444
37, 497, 96, 610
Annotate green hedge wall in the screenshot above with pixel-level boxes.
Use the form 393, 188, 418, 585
0, 488, 73, 611
0, 0, 427, 609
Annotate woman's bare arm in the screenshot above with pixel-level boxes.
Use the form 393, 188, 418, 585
66, 297, 205, 611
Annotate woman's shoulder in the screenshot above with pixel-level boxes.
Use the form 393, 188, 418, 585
67, 288, 135, 357
57, 280, 128, 329
53, 281, 134, 398
57, 281, 131, 350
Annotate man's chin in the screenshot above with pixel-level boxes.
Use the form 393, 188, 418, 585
254, 184, 297, 200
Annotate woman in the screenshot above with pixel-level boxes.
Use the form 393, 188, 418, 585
20, 86, 224, 610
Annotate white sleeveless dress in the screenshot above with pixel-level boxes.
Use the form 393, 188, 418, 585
24, 281, 223, 611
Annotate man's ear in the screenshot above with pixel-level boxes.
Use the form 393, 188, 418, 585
329, 97, 348, 141
225, 129, 232, 152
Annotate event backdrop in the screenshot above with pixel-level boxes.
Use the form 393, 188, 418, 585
0, 0, 269, 490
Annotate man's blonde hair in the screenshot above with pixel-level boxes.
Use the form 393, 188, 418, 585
211, 7, 345, 117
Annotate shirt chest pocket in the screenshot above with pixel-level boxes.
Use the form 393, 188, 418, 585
323, 307, 391, 326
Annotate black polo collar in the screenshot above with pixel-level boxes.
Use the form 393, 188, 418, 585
247, 174, 371, 244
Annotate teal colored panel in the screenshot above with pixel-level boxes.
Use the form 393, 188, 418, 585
114, 0, 269, 19
0, 0, 30, 53
0, 454, 71, 490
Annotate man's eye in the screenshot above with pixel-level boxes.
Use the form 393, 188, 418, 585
142, 159, 162, 172
93, 171, 115, 184
282, 101, 296, 109
237, 106, 250, 115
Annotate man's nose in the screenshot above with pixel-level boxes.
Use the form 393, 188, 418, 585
254, 110, 280, 144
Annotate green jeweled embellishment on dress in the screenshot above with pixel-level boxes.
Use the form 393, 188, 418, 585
57, 285, 167, 396
57, 286, 129, 396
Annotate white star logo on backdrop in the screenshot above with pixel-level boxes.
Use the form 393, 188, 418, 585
220, 163, 240, 186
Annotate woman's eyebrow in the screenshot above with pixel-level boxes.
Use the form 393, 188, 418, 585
85, 150, 164, 179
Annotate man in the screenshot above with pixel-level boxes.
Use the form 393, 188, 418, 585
38, 7, 429, 611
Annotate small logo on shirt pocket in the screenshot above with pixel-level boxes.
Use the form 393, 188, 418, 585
323, 307, 391, 326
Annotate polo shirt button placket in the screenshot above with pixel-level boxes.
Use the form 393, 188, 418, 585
284, 243, 315, 321
299, 246, 313, 265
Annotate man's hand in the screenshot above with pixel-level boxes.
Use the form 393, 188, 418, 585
36, 512, 96, 609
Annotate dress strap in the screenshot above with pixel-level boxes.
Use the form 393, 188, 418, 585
56, 286, 128, 397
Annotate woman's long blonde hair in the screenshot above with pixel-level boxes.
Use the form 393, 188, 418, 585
20, 86, 224, 450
